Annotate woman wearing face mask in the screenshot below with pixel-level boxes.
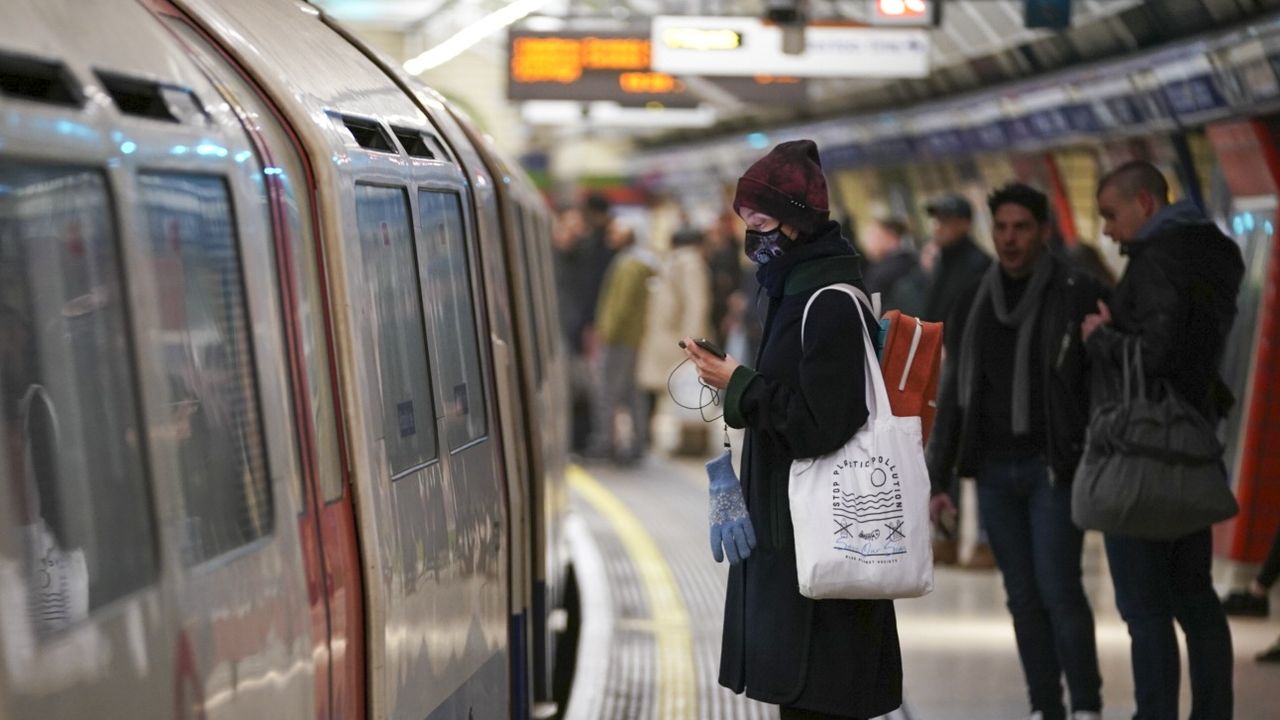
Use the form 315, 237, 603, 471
683, 140, 902, 720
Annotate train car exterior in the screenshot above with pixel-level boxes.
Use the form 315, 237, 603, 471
0, 1, 570, 719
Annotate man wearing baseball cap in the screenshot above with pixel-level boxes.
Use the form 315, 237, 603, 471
921, 192, 995, 568
921, 192, 991, 324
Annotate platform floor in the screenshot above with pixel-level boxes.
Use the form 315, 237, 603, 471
562, 456, 1279, 720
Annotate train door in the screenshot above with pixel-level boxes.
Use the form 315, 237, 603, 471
401, 99, 539, 718
140, 7, 368, 716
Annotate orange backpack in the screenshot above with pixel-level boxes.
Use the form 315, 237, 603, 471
878, 309, 944, 445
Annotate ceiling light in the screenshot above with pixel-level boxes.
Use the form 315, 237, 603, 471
404, 0, 550, 74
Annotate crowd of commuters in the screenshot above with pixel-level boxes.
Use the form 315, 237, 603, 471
556, 141, 1264, 719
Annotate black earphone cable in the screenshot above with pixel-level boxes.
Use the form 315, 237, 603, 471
665, 358, 724, 424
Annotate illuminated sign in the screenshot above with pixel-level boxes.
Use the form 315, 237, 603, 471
868, 0, 939, 27
507, 29, 806, 106
661, 27, 742, 51
650, 16, 930, 78
510, 35, 649, 84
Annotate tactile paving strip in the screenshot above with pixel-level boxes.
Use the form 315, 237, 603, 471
572, 459, 777, 720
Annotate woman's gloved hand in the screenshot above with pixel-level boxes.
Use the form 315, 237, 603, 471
707, 450, 756, 564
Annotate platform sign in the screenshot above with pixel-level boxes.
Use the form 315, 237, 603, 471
651, 15, 930, 79
507, 29, 806, 106
1155, 55, 1229, 118
508, 30, 692, 106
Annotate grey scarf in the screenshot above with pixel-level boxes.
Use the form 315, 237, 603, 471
957, 252, 1053, 435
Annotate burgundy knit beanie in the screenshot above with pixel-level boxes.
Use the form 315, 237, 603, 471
733, 139, 830, 235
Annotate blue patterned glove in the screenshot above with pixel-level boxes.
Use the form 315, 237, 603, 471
707, 450, 756, 564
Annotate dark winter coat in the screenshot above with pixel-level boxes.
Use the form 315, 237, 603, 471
554, 223, 616, 354
863, 248, 920, 316
919, 234, 991, 324
926, 251, 1107, 491
863, 248, 918, 298
1086, 201, 1244, 420
721, 223, 903, 717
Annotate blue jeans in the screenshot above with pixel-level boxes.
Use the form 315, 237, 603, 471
1105, 529, 1233, 720
978, 457, 1102, 719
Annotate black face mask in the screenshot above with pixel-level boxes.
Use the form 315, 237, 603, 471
744, 227, 795, 265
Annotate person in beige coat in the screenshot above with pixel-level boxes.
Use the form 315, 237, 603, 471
637, 227, 712, 454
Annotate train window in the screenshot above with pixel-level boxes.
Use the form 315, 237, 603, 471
418, 190, 488, 449
137, 173, 273, 565
354, 184, 439, 474
0, 161, 155, 629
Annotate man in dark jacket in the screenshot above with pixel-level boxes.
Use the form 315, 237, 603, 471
861, 217, 919, 314
918, 193, 996, 567
920, 193, 991, 324
684, 139, 901, 720
928, 184, 1105, 720
1083, 161, 1243, 720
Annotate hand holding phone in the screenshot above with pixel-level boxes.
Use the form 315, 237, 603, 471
678, 337, 726, 360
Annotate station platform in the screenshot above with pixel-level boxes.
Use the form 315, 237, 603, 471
562, 457, 1279, 720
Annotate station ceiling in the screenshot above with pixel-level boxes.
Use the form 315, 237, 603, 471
314, 0, 1280, 140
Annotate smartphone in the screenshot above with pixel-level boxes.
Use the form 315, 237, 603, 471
678, 337, 727, 360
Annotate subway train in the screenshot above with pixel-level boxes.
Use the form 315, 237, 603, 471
0, 1, 572, 719
634, 10, 1280, 569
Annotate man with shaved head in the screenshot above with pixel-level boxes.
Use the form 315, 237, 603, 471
1085, 160, 1243, 720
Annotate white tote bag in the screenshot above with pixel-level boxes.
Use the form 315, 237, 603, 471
790, 284, 934, 600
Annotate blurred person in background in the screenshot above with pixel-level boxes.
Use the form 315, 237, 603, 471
1220, 521, 1280, 662
586, 225, 656, 464
706, 210, 744, 346
920, 193, 991, 324
636, 225, 712, 456
553, 193, 617, 452
1067, 243, 1118, 289
1222, 521, 1280, 620
921, 192, 996, 568
861, 216, 921, 315
722, 269, 764, 371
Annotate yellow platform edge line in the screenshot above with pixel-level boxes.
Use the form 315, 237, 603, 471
567, 464, 697, 720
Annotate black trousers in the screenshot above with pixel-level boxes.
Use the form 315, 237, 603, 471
1259, 521, 1280, 589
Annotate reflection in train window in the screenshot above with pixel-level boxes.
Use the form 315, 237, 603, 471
418, 190, 487, 449
0, 161, 154, 630
354, 184, 439, 475
138, 173, 273, 565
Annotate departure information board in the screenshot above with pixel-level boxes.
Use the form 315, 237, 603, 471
507, 29, 805, 106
